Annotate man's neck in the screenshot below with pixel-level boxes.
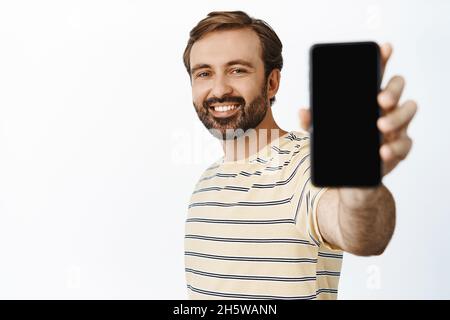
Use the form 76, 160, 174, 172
221, 109, 288, 162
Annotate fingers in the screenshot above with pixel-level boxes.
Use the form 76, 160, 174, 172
299, 107, 311, 131
377, 99, 418, 133
380, 131, 413, 162
378, 75, 405, 111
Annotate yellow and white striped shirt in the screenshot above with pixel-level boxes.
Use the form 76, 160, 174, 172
185, 131, 343, 300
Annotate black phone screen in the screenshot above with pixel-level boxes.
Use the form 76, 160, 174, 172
310, 42, 382, 187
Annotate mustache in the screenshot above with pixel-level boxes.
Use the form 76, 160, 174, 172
203, 96, 246, 109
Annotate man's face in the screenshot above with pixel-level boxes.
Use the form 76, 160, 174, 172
189, 28, 269, 140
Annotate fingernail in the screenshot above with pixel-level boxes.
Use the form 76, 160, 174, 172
381, 145, 391, 159
377, 118, 387, 130
379, 93, 393, 106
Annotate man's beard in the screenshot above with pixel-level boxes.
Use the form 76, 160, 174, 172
193, 83, 269, 140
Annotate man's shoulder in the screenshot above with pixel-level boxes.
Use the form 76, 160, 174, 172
276, 130, 311, 159
282, 130, 311, 145
194, 157, 223, 181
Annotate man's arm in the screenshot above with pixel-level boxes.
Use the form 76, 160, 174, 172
316, 185, 396, 256
298, 43, 416, 255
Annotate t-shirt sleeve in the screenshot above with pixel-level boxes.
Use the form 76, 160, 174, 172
292, 179, 340, 250
291, 132, 342, 251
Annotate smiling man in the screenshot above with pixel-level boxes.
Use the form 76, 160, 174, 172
182, 11, 417, 299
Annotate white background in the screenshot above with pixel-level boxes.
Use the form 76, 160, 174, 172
0, 0, 449, 299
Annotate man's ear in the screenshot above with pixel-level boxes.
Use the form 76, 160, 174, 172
267, 68, 281, 101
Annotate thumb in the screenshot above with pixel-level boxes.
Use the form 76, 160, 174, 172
299, 107, 311, 131
380, 42, 393, 78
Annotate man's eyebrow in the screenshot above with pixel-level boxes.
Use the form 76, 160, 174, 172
225, 59, 255, 69
190, 59, 255, 75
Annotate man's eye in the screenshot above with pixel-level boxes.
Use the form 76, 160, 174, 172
232, 68, 246, 74
196, 72, 209, 78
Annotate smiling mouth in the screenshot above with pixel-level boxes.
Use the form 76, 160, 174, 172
209, 104, 242, 118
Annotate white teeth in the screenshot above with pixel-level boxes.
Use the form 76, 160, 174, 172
212, 105, 239, 112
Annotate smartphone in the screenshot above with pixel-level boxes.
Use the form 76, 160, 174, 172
310, 41, 382, 187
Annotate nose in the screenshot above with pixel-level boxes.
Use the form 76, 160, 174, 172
210, 74, 233, 99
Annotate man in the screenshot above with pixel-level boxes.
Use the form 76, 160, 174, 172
182, 11, 417, 299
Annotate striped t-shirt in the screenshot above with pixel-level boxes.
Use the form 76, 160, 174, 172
185, 131, 343, 300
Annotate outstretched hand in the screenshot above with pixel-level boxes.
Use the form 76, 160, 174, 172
299, 43, 417, 177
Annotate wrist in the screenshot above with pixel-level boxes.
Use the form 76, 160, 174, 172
338, 185, 385, 211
